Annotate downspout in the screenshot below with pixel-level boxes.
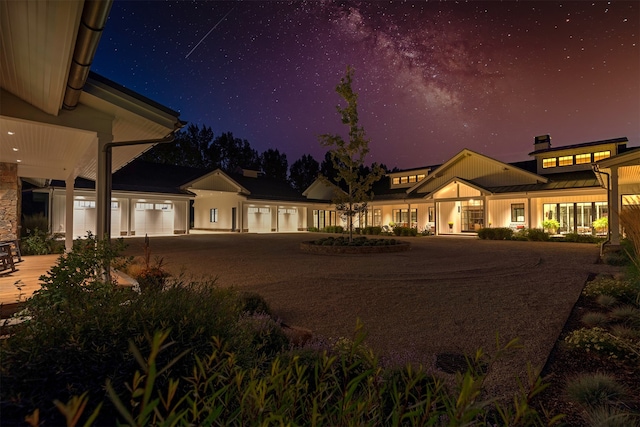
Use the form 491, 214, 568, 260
593, 164, 611, 257
101, 127, 183, 242
63, 0, 113, 110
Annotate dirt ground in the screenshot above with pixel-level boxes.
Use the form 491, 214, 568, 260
123, 232, 620, 397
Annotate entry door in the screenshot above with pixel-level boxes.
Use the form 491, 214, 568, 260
461, 201, 483, 232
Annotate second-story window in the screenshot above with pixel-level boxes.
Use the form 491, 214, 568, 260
558, 156, 573, 167
542, 158, 557, 168
575, 153, 591, 164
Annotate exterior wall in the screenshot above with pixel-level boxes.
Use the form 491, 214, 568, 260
193, 192, 242, 231
0, 163, 20, 241
173, 200, 188, 234
486, 197, 529, 229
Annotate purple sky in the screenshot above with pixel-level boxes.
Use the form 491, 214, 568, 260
93, 1, 639, 170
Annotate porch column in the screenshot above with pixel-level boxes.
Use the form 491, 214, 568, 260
95, 132, 113, 241
482, 197, 487, 229
65, 176, 75, 252
610, 165, 620, 245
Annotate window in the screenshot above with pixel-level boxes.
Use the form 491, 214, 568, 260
400, 176, 408, 184
408, 175, 417, 183
210, 208, 218, 223
136, 202, 154, 210
74, 200, 95, 208
417, 174, 426, 181
558, 155, 573, 166
392, 177, 400, 185
575, 153, 591, 164
155, 203, 172, 210
111, 201, 120, 209
392, 208, 417, 227
511, 203, 525, 222
428, 207, 435, 222
593, 151, 611, 162
542, 158, 557, 168
373, 209, 382, 226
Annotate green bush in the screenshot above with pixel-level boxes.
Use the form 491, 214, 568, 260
323, 225, 344, 234
31, 329, 562, 427
0, 235, 290, 424
21, 213, 49, 236
392, 226, 417, 236
565, 372, 627, 408
19, 227, 64, 255
477, 227, 513, 240
542, 219, 560, 233
564, 327, 638, 363
562, 233, 603, 243
307, 226, 319, 232
583, 275, 637, 303
362, 226, 382, 235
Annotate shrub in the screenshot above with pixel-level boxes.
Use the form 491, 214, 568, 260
392, 226, 417, 236
362, 226, 382, 235
21, 213, 49, 236
583, 275, 637, 303
307, 226, 319, 232
583, 406, 637, 427
596, 294, 618, 308
592, 217, 608, 234
542, 219, 560, 233
477, 227, 513, 240
609, 325, 640, 341
0, 235, 290, 424
563, 233, 603, 244
580, 311, 609, 328
523, 228, 550, 241
19, 227, 64, 255
565, 372, 627, 408
323, 225, 344, 234
608, 305, 640, 328
564, 327, 638, 363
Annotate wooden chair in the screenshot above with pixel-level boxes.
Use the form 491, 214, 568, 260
0, 242, 16, 273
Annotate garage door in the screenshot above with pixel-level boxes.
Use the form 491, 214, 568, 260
248, 207, 271, 232
72, 200, 122, 238
278, 208, 298, 232
134, 202, 174, 236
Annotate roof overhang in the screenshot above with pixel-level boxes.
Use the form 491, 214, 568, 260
592, 149, 640, 190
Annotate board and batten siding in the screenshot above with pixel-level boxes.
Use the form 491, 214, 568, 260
189, 173, 240, 192
416, 155, 540, 195
486, 198, 529, 228
192, 192, 242, 231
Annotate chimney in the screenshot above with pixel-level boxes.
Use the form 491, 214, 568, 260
534, 134, 551, 151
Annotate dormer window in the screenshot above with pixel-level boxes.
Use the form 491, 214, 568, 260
575, 153, 591, 164
594, 151, 611, 162
392, 177, 400, 185
542, 158, 557, 168
558, 155, 573, 167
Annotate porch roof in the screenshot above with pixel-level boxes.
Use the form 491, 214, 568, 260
487, 170, 601, 194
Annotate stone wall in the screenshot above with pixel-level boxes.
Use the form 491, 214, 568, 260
0, 162, 20, 241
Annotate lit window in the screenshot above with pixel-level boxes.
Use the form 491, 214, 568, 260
558, 156, 573, 166
511, 203, 525, 222
210, 208, 218, 223
74, 200, 96, 208
542, 158, 557, 168
136, 202, 154, 210
417, 174, 426, 181
400, 176, 408, 184
392, 177, 400, 185
593, 151, 611, 162
428, 207, 434, 222
408, 175, 417, 183
111, 201, 120, 209
155, 203, 172, 210
575, 153, 591, 164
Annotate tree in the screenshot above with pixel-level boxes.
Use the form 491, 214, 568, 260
260, 148, 288, 181
289, 154, 320, 193
141, 124, 214, 168
212, 132, 261, 172
318, 66, 384, 242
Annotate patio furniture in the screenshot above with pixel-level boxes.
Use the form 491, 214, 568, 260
0, 242, 16, 273
1, 240, 22, 263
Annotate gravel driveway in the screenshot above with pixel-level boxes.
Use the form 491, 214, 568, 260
123, 232, 619, 396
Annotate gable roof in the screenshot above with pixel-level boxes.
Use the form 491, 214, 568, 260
408, 149, 547, 194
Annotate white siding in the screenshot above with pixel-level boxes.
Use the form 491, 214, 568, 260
192, 192, 242, 231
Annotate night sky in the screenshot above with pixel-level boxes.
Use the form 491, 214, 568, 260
93, 1, 640, 170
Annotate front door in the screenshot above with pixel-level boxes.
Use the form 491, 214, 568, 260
461, 200, 483, 232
